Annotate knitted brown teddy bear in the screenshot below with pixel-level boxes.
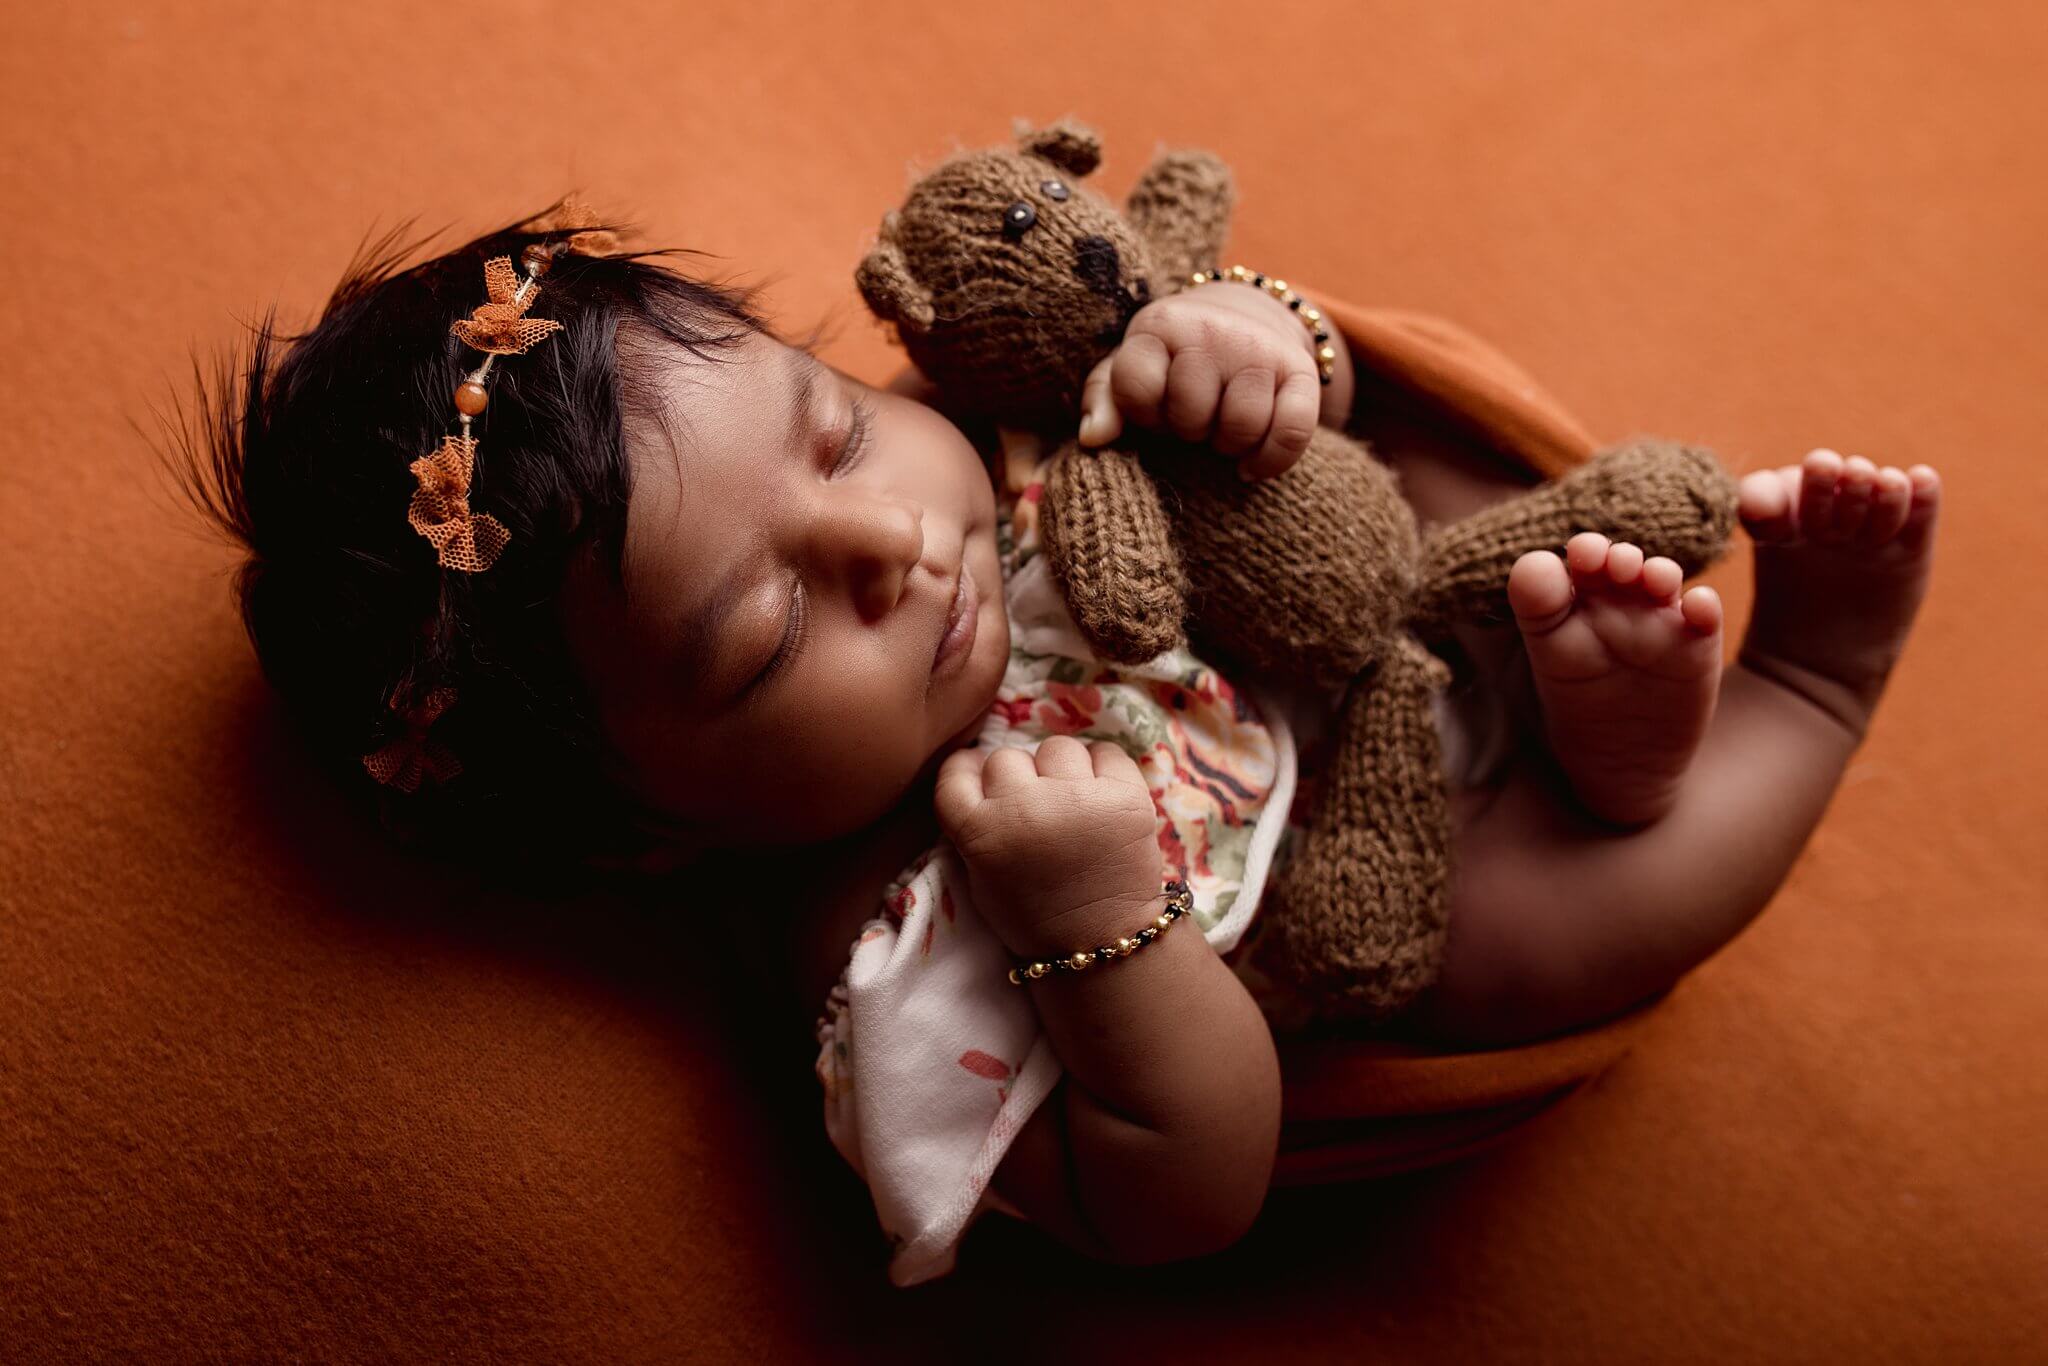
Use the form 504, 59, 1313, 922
857, 121, 1737, 1022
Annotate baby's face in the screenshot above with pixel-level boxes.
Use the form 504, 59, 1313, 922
561, 329, 1008, 849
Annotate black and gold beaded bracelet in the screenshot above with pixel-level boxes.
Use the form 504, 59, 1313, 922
1186, 264, 1337, 385
1006, 879, 1196, 986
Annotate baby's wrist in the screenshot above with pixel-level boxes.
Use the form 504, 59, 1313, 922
1192, 273, 1354, 429
1300, 287, 1355, 429
988, 886, 1177, 964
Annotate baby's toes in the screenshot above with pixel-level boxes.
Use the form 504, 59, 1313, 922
1738, 468, 1800, 543
1901, 465, 1942, 550
1564, 532, 1653, 597
1598, 541, 1648, 591
1631, 582, 1724, 680
1830, 455, 1878, 541
1562, 530, 1614, 581
1639, 554, 1685, 603
1744, 464, 1794, 540
1855, 466, 1914, 548
1512, 548, 1614, 681
1799, 448, 1846, 544
1679, 584, 1723, 638
1508, 549, 1575, 635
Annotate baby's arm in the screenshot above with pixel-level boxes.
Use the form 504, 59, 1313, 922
935, 737, 1281, 1265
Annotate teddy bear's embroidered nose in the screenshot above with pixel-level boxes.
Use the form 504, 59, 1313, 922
1073, 235, 1146, 340
1073, 234, 1121, 292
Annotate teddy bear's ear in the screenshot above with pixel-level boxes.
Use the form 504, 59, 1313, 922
1014, 119, 1102, 178
855, 231, 935, 333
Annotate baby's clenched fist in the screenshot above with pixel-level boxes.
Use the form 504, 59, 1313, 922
1076, 283, 1324, 481
934, 735, 1164, 954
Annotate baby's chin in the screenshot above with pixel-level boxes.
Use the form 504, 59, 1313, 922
943, 679, 1002, 752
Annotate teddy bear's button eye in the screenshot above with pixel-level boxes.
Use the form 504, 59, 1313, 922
1002, 201, 1037, 238
1040, 178, 1069, 202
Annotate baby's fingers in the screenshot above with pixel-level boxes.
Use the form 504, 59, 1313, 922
1212, 368, 1277, 461
978, 744, 1041, 795
1088, 740, 1145, 788
1163, 346, 1225, 444
1240, 366, 1321, 482
1106, 332, 1172, 434
1079, 333, 1171, 446
933, 746, 988, 830
1034, 734, 1095, 779
1078, 353, 1124, 448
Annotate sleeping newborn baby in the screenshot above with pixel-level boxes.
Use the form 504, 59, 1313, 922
176, 186, 1939, 1287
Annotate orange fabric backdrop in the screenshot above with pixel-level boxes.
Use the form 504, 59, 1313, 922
3, 2, 2044, 1360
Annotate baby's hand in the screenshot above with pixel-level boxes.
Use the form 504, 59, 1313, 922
1076, 284, 1324, 481
935, 736, 1164, 953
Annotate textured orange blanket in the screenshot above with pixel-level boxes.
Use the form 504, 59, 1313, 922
3, 3, 2042, 1360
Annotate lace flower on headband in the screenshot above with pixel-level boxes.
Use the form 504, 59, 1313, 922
405, 434, 507, 573
517, 197, 623, 257
449, 257, 563, 358
362, 687, 462, 793
363, 200, 617, 793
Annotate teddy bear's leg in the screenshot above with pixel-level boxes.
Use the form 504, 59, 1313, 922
1260, 636, 1455, 1024
1040, 445, 1190, 664
1160, 428, 1422, 691
1410, 437, 1739, 637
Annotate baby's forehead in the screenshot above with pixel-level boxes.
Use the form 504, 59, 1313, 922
614, 330, 825, 585
620, 332, 817, 483
623, 326, 806, 447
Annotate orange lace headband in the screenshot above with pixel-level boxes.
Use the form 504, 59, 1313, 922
363, 200, 617, 793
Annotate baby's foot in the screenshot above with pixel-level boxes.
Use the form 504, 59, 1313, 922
1509, 534, 1725, 826
1737, 448, 1940, 736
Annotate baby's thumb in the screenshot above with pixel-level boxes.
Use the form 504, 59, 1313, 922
1077, 352, 1122, 448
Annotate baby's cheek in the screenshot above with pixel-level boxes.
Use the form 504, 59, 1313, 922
958, 604, 1008, 728
753, 687, 929, 841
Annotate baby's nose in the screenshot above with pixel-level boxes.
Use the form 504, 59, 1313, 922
835, 495, 924, 621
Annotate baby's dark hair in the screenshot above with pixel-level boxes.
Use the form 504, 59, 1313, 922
165, 200, 769, 892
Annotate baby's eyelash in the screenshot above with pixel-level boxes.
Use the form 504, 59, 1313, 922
831, 393, 878, 478
744, 575, 807, 701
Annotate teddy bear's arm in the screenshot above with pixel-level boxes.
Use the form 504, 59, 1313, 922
1124, 149, 1236, 290
1039, 443, 1189, 663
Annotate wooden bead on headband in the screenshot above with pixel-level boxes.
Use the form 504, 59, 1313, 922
1187, 265, 1337, 386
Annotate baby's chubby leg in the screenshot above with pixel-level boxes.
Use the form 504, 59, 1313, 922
1411, 450, 1941, 1046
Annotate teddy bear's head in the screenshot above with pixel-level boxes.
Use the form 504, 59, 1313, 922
857, 121, 1154, 423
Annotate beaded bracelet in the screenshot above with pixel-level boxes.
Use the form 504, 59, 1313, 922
1005, 879, 1195, 986
1186, 264, 1337, 385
